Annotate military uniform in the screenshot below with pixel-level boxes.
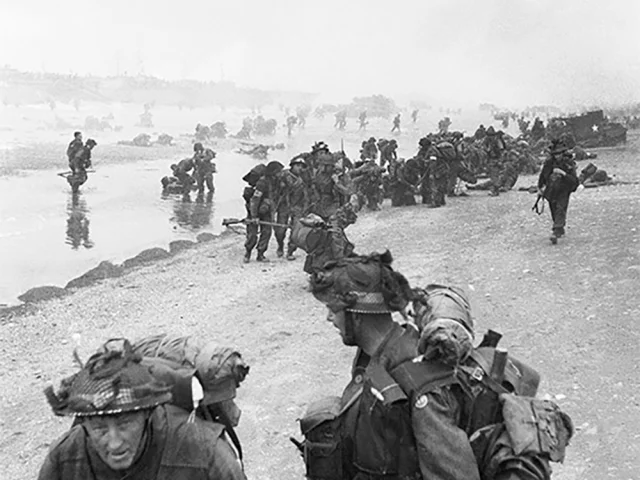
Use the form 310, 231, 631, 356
274, 164, 309, 258
67, 136, 84, 168
351, 160, 384, 211
174, 158, 196, 194
299, 254, 573, 480
68, 140, 96, 193
312, 161, 352, 221
194, 147, 216, 194
389, 159, 417, 207
379, 140, 398, 169
421, 147, 449, 207
39, 339, 245, 480
483, 128, 507, 196
245, 162, 283, 262
39, 405, 244, 480
538, 143, 579, 242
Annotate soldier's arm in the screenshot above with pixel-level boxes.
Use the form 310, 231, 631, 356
537, 161, 552, 189
207, 434, 247, 480
249, 189, 263, 218
411, 387, 481, 480
37, 451, 61, 480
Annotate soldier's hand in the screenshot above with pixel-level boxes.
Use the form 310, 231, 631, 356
331, 173, 340, 183
246, 217, 260, 225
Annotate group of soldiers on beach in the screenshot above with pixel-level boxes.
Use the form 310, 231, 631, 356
41, 113, 589, 479
40, 239, 575, 480
236, 119, 592, 264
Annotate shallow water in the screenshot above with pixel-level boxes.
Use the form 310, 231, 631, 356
0, 153, 258, 305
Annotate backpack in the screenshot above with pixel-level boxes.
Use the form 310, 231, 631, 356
297, 331, 570, 479
436, 141, 458, 162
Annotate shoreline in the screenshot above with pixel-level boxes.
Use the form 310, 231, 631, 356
0, 228, 231, 319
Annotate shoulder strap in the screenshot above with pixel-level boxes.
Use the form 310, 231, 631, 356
389, 359, 458, 398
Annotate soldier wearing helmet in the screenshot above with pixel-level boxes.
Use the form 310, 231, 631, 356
537, 138, 579, 244
38, 339, 245, 480
273, 157, 309, 260
67, 138, 97, 193
379, 138, 398, 170
244, 160, 284, 262
193, 142, 217, 196
295, 252, 573, 480
391, 113, 401, 133
67, 131, 84, 167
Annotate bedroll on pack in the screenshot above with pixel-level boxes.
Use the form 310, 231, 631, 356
436, 141, 458, 162
414, 284, 473, 332
290, 215, 326, 253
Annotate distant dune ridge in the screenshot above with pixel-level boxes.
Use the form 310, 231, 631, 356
0, 66, 317, 109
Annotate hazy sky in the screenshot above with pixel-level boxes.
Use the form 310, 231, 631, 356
1, 0, 639, 107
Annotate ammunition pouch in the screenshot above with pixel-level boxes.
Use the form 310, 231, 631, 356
458, 347, 542, 434
500, 394, 573, 463
258, 198, 273, 216
299, 396, 345, 480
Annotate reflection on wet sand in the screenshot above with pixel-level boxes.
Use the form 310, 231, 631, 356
167, 191, 215, 230
65, 193, 94, 249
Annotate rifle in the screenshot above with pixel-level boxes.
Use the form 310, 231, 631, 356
531, 193, 545, 215
57, 169, 95, 177
222, 217, 291, 229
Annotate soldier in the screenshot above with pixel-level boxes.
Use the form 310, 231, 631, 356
351, 158, 384, 211
388, 158, 417, 207
311, 155, 352, 221
359, 137, 378, 162
417, 138, 449, 207
38, 339, 245, 480
334, 111, 347, 131
274, 158, 309, 260
173, 156, 196, 196
286, 115, 298, 137
295, 252, 573, 480
290, 204, 358, 274
244, 160, 284, 262
68, 139, 97, 194
358, 110, 368, 131
474, 124, 487, 141
537, 139, 579, 244
379, 138, 398, 170
193, 142, 217, 195
411, 109, 419, 124
391, 113, 401, 133
483, 127, 507, 196
67, 131, 83, 167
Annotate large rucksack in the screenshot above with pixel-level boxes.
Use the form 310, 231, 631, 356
296, 330, 571, 480
435, 141, 458, 162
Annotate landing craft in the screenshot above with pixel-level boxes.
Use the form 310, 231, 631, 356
556, 110, 627, 148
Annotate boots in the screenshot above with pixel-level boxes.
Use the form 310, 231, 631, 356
256, 253, 270, 262
243, 250, 251, 263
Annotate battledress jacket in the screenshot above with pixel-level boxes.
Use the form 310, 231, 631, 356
339, 324, 481, 480
38, 404, 246, 480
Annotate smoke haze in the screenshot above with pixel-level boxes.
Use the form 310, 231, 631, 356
1, 0, 639, 107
